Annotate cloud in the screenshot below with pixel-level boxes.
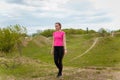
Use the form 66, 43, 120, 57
90, 0, 120, 23
0, 0, 119, 34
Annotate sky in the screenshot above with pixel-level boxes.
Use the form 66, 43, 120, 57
0, 0, 120, 34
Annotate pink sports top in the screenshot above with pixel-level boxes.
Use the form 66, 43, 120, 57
53, 31, 65, 46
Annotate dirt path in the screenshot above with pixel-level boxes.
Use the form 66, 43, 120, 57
70, 37, 99, 62
32, 67, 117, 80
112, 71, 120, 80
1, 56, 120, 80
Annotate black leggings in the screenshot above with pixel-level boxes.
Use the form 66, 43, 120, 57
54, 46, 64, 74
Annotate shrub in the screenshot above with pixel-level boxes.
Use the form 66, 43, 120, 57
0, 24, 27, 54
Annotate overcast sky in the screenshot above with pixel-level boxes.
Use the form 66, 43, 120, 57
0, 0, 120, 34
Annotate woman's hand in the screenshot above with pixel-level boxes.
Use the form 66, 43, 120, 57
51, 49, 54, 55
64, 49, 67, 55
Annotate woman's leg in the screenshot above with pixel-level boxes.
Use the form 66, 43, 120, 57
54, 47, 59, 69
58, 46, 64, 75
54, 46, 64, 77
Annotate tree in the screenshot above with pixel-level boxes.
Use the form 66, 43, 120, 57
98, 28, 107, 37
40, 29, 54, 37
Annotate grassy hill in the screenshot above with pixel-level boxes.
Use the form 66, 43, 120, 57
0, 33, 120, 80
22, 34, 120, 67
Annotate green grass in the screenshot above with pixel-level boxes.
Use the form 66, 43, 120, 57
22, 34, 120, 67
0, 57, 56, 79
22, 34, 95, 65
22, 41, 53, 64
68, 36, 120, 67
1, 33, 120, 79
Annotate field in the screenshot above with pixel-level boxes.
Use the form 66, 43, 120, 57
0, 33, 120, 80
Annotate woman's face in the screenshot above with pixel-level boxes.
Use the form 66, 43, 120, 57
55, 24, 61, 31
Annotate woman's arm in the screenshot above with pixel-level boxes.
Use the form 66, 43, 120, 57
51, 36, 54, 55
63, 33, 67, 54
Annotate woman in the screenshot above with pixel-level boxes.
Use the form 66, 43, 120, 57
51, 22, 67, 78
